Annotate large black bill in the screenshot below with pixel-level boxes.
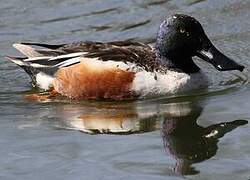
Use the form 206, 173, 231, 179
196, 44, 244, 72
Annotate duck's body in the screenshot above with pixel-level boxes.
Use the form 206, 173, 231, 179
6, 14, 243, 100
7, 41, 207, 100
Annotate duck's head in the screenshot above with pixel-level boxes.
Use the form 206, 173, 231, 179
155, 14, 244, 73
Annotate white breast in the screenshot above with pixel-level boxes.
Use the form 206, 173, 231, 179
132, 70, 208, 98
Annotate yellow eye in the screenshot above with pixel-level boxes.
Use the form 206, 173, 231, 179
180, 29, 185, 33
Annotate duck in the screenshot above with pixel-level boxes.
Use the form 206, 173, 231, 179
6, 14, 244, 100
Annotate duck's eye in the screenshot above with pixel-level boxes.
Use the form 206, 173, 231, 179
179, 28, 191, 37
180, 28, 185, 34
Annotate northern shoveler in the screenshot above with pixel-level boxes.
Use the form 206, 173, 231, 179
6, 14, 244, 100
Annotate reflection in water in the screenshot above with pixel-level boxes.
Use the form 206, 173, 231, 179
61, 101, 162, 134
161, 103, 247, 175
56, 100, 247, 175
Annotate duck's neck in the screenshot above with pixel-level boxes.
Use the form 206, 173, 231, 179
155, 51, 200, 74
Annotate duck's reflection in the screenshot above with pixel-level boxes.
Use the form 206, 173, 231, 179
161, 102, 247, 175
57, 100, 247, 175
62, 101, 163, 134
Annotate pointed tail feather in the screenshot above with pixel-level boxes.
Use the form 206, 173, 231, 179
5, 56, 39, 84
5, 56, 28, 66
13, 44, 43, 58
13, 43, 64, 58
5, 56, 58, 84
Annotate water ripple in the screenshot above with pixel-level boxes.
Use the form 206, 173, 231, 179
121, 20, 151, 31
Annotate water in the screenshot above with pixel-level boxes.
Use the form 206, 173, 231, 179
0, 0, 250, 179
